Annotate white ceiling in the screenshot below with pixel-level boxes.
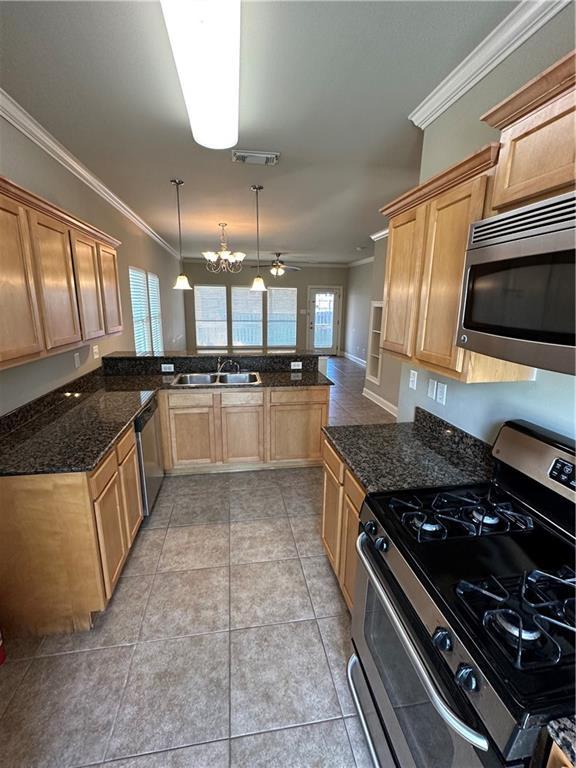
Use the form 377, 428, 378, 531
0, 1, 516, 263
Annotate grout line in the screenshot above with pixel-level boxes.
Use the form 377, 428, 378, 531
100, 643, 137, 763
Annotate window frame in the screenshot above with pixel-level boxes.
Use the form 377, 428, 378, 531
193, 284, 229, 348
266, 286, 298, 348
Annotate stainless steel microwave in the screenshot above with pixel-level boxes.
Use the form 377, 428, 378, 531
457, 191, 575, 375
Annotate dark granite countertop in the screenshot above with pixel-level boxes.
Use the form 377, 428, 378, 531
101, 371, 333, 391
104, 348, 325, 358
548, 717, 576, 765
323, 409, 493, 493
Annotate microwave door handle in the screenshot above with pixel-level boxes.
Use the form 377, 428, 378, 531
356, 533, 490, 752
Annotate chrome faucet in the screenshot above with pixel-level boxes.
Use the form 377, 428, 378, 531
217, 356, 240, 374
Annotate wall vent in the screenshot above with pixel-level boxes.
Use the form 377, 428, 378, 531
231, 150, 280, 166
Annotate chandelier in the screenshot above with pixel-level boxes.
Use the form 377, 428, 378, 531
203, 222, 246, 273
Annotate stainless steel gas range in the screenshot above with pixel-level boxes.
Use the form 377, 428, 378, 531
348, 420, 575, 768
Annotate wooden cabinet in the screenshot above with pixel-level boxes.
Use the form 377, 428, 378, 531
93, 471, 127, 599
0, 194, 44, 363
118, 444, 143, 547
415, 176, 487, 374
70, 231, 105, 340
170, 407, 218, 466
28, 211, 82, 349
483, 52, 576, 210
222, 406, 264, 463
381, 205, 427, 358
270, 403, 326, 461
321, 439, 366, 610
98, 243, 123, 334
547, 742, 573, 768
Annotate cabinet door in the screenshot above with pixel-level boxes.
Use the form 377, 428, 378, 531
270, 403, 327, 461
415, 176, 487, 373
0, 194, 44, 363
339, 495, 360, 610
321, 464, 344, 572
93, 473, 127, 598
118, 444, 143, 547
28, 211, 82, 349
98, 243, 123, 333
492, 89, 576, 209
70, 231, 105, 340
222, 406, 264, 463
169, 407, 217, 466
546, 742, 572, 768
381, 205, 428, 358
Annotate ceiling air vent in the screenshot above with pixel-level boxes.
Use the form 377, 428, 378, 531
231, 150, 280, 166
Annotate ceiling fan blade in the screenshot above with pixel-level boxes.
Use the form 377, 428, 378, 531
283, 264, 302, 271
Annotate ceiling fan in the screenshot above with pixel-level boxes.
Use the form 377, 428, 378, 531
250, 252, 302, 277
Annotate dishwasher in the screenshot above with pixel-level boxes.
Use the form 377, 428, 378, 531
134, 397, 164, 516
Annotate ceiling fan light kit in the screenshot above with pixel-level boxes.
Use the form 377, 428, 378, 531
203, 222, 246, 273
170, 178, 192, 290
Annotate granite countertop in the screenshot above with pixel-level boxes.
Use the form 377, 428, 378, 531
101, 371, 333, 391
548, 717, 576, 765
103, 348, 325, 358
323, 410, 493, 493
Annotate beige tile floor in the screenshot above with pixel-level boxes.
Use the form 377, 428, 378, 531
0, 357, 387, 767
326, 357, 395, 426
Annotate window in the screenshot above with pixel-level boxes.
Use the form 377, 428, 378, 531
267, 287, 297, 346
128, 267, 164, 354
194, 285, 228, 347
232, 287, 263, 346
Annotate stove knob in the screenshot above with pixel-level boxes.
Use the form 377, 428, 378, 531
374, 536, 389, 552
364, 521, 377, 536
432, 627, 453, 653
455, 664, 480, 693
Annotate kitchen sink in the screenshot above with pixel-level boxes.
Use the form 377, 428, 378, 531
171, 371, 261, 387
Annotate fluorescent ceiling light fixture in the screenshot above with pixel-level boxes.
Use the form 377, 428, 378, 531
161, 0, 241, 150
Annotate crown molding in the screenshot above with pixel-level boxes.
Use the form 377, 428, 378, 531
0, 88, 178, 259
369, 228, 389, 241
408, 0, 571, 129
348, 256, 374, 267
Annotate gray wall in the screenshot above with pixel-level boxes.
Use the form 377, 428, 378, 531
0, 119, 186, 416
344, 261, 372, 362
396, 8, 576, 441
183, 261, 349, 352
363, 237, 402, 409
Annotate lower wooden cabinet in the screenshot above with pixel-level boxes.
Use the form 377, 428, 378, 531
169, 407, 217, 466
93, 472, 127, 599
547, 742, 573, 768
321, 438, 365, 610
118, 444, 143, 546
270, 402, 326, 461
222, 406, 264, 463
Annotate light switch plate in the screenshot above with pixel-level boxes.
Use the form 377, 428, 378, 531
92, 344, 99, 359
409, 370, 418, 390
73, 352, 80, 369
291, 361, 303, 370
427, 379, 437, 399
161, 363, 175, 373
436, 382, 447, 406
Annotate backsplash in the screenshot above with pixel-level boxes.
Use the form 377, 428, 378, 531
102, 352, 320, 375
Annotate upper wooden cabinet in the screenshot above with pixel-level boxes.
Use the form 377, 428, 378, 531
70, 231, 106, 340
98, 243, 123, 334
0, 194, 44, 363
415, 176, 487, 374
380, 205, 427, 358
28, 211, 82, 350
483, 52, 576, 209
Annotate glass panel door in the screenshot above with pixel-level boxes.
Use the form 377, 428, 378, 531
308, 287, 340, 353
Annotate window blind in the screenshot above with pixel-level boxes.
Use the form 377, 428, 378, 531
147, 272, 164, 353
267, 287, 297, 346
232, 287, 263, 346
129, 267, 152, 354
194, 285, 228, 347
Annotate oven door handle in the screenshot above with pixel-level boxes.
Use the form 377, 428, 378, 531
356, 532, 490, 752
347, 654, 380, 767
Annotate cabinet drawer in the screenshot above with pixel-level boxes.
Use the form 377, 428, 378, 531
322, 438, 344, 483
168, 392, 214, 408
89, 449, 118, 500
344, 469, 365, 512
270, 387, 329, 404
221, 391, 264, 407
116, 427, 136, 463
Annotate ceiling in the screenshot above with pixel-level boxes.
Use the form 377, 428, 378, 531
0, 1, 516, 263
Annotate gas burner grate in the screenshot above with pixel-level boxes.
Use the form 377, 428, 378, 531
457, 568, 576, 670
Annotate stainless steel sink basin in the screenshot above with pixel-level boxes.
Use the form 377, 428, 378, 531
171, 371, 261, 387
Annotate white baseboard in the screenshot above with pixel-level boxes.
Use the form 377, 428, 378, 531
344, 352, 366, 367
362, 387, 398, 419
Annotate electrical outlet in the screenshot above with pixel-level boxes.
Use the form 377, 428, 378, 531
291, 361, 303, 370
92, 344, 99, 359
436, 382, 447, 406
73, 352, 81, 369
409, 370, 418, 390
161, 363, 175, 373
427, 379, 437, 399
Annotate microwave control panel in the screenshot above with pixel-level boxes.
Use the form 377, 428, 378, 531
548, 458, 575, 491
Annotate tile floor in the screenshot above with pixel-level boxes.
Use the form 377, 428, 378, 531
0, 357, 387, 767
326, 357, 395, 426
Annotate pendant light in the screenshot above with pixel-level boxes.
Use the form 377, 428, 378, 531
250, 184, 266, 292
171, 179, 192, 290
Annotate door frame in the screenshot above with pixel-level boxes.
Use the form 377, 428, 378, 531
306, 285, 343, 354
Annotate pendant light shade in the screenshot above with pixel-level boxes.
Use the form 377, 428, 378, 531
249, 184, 266, 292
171, 178, 192, 290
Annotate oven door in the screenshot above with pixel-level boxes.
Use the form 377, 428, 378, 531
350, 533, 508, 768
